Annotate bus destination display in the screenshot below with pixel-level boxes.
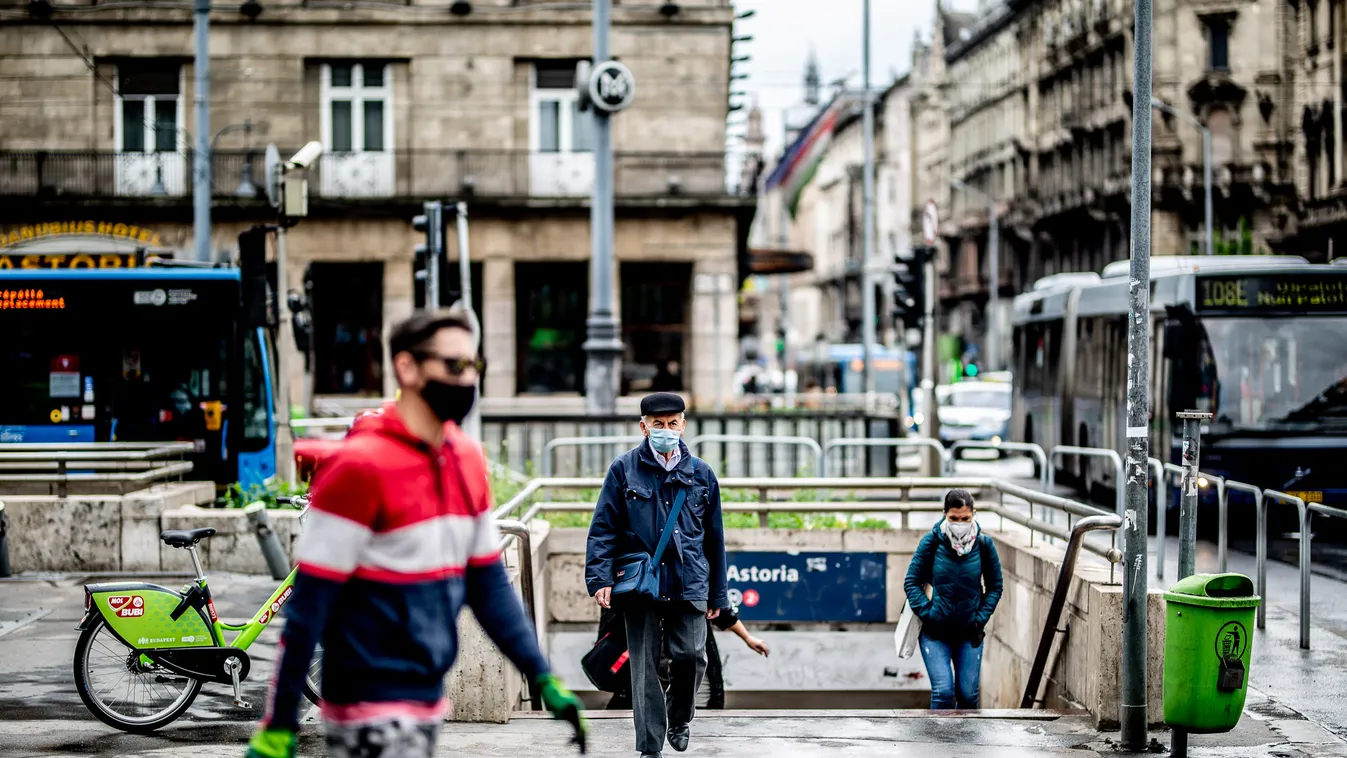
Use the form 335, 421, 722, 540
0, 277, 238, 318
1198, 274, 1347, 313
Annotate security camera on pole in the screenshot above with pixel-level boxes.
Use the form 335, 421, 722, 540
265, 140, 324, 485
578, 0, 636, 417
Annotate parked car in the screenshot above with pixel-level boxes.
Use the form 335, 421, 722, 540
936, 381, 1013, 455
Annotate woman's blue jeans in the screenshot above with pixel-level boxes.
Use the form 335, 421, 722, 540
918, 632, 982, 709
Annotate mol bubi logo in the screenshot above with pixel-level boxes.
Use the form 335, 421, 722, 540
108, 595, 145, 618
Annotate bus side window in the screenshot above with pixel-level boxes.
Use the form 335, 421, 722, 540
240, 330, 271, 448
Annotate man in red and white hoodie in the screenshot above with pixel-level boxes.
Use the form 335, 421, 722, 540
244, 310, 584, 758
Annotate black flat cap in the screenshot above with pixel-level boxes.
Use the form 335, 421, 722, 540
640, 392, 686, 417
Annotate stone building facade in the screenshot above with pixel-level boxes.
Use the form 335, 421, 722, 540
914, 0, 1306, 372
1290, 0, 1347, 255
0, 0, 753, 412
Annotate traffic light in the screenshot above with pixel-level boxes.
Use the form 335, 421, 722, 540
412, 201, 445, 308
892, 255, 926, 333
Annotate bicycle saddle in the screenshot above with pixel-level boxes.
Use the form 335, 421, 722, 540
160, 528, 217, 548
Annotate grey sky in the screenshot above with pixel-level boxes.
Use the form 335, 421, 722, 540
730, 0, 973, 160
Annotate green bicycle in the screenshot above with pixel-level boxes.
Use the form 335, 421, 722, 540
73, 496, 322, 733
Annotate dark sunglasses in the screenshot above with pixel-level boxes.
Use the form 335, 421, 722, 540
417, 353, 487, 376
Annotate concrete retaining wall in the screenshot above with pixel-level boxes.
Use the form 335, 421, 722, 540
2, 483, 217, 572
543, 522, 1168, 728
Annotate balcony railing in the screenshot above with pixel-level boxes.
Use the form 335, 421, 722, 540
0, 149, 739, 201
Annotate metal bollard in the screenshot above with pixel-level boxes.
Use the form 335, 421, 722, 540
0, 502, 10, 578
244, 502, 292, 580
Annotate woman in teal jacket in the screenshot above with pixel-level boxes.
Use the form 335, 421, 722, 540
904, 488, 1003, 709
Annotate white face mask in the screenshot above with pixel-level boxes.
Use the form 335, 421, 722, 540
946, 521, 975, 539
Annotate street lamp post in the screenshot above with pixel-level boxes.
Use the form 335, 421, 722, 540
950, 178, 999, 372
1152, 97, 1213, 256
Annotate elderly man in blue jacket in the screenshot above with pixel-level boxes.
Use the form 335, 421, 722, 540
586, 392, 729, 758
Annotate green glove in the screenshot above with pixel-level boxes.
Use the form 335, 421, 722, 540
537, 673, 587, 754
245, 728, 296, 758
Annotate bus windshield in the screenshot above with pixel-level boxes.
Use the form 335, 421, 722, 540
1199, 316, 1347, 430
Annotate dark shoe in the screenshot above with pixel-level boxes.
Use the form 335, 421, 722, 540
641, 753, 663, 758
667, 724, 690, 752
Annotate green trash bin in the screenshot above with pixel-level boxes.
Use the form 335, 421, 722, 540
1163, 572, 1261, 734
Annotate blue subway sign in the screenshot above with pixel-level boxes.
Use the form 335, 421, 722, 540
726, 551, 887, 623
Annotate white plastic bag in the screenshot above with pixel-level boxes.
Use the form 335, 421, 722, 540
894, 598, 922, 659
893, 584, 930, 660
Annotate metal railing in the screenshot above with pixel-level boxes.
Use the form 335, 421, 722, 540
540, 437, 644, 482
1225, 479, 1266, 629
823, 438, 954, 477
1048, 446, 1124, 517
1021, 513, 1126, 708
498, 473, 1123, 711
493, 475, 1123, 569
0, 149, 741, 200
950, 440, 1049, 491
1261, 490, 1347, 650
0, 501, 9, 578
1147, 458, 1166, 579
1160, 463, 1227, 573
688, 434, 825, 476
0, 442, 196, 497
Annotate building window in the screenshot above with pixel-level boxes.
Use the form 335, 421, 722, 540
529, 60, 595, 196
112, 61, 184, 196
620, 263, 691, 395
116, 62, 180, 154
319, 62, 394, 196
309, 262, 385, 396
516, 262, 588, 394
1206, 18, 1230, 71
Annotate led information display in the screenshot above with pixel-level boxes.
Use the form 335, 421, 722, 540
0, 278, 238, 318
1197, 274, 1347, 313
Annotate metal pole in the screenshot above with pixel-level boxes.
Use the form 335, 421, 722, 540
861, 0, 876, 397
921, 246, 941, 475
1177, 411, 1211, 580
244, 502, 291, 581
1122, 0, 1154, 747
1202, 127, 1213, 256
455, 202, 482, 442
273, 219, 297, 485
192, 0, 212, 262
987, 199, 1000, 371
426, 201, 442, 311
583, 0, 622, 416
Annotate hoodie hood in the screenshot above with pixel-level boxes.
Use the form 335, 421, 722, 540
347, 402, 465, 450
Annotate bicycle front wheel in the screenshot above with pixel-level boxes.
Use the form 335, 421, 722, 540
302, 642, 323, 706
73, 617, 202, 733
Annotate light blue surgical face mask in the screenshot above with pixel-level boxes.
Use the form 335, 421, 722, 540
648, 428, 681, 454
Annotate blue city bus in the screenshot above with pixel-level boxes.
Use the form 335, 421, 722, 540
1011, 256, 1347, 533
0, 267, 277, 490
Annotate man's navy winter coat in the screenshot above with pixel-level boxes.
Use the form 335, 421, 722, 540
585, 440, 729, 609
903, 520, 1004, 642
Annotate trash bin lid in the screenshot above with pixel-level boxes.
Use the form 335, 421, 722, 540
1163, 573, 1261, 608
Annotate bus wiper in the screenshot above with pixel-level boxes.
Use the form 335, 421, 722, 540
1278, 380, 1347, 423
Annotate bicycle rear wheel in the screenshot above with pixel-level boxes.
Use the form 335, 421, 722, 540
302, 643, 323, 705
73, 617, 202, 733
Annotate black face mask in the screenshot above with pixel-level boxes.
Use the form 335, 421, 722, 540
420, 379, 476, 425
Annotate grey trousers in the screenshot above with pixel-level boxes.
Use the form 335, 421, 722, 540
624, 601, 708, 754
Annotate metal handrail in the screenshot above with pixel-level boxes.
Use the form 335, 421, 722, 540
291, 417, 357, 430
0, 441, 195, 461
687, 434, 826, 476
1160, 463, 1228, 572
540, 437, 644, 481
1049, 446, 1124, 518
1262, 490, 1347, 650
1223, 479, 1265, 628
1147, 457, 1165, 580
498, 475, 1124, 568
950, 440, 1049, 492
496, 519, 542, 712
823, 437, 954, 476
1021, 514, 1126, 708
